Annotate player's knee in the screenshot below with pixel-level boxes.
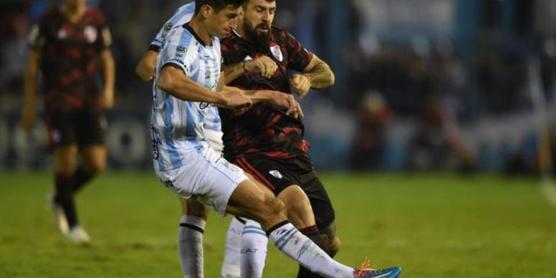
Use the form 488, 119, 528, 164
86, 159, 106, 175
257, 195, 286, 222
184, 200, 208, 219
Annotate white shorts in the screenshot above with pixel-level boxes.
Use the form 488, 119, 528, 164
205, 129, 223, 153
155, 143, 247, 216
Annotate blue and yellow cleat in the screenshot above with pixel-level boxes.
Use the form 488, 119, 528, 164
354, 260, 401, 278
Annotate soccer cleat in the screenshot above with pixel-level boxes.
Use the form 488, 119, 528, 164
67, 226, 91, 243
49, 194, 69, 236
354, 259, 401, 278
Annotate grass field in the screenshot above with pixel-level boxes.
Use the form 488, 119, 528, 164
0, 171, 555, 277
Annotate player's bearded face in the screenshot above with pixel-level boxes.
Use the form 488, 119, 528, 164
244, 19, 270, 47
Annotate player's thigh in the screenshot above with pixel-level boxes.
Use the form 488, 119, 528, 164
226, 178, 286, 229
277, 185, 315, 229
80, 145, 107, 173
53, 145, 79, 175
157, 147, 246, 216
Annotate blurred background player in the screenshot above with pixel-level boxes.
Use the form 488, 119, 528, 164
21, 0, 115, 243
220, 0, 342, 277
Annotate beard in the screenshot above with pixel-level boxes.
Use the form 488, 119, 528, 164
244, 21, 271, 50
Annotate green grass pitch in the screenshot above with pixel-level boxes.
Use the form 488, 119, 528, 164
0, 171, 555, 277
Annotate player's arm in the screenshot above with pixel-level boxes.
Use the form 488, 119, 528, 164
158, 65, 251, 109
21, 49, 41, 131
100, 48, 116, 109
290, 54, 335, 98
221, 55, 278, 84
136, 50, 158, 81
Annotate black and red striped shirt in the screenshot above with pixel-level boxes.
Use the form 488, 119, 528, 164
28, 6, 111, 113
220, 27, 314, 164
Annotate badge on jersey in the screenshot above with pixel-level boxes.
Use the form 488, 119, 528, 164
269, 170, 283, 179
84, 26, 98, 43
270, 45, 283, 62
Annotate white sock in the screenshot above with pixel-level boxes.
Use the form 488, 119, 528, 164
220, 217, 244, 278
268, 222, 354, 278
240, 220, 268, 278
178, 215, 206, 278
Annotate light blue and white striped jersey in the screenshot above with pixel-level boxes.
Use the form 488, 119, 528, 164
149, 1, 222, 141
150, 2, 196, 51
151, 25, 222, 172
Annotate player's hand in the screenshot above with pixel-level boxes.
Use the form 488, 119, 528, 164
99, 88, 115, 109
290, 74, 311, 98
244, 56, 278, 79
21, 103, 36, 132
222, 87, 252, 109
262, 90, 304, 119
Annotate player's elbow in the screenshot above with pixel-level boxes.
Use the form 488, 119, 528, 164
157, 72, 173, 92
135, 62, 154, 81
327, 70, 336, 87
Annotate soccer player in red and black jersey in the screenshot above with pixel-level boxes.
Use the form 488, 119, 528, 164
220, 0, 341, 277
21, 0, 115, 243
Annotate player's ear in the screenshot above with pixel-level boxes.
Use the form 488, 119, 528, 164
200, 4, 214, 19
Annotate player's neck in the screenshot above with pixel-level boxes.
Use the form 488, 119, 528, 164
187, 19, 213, 46
235, 25, 248, 40
62, 4, 86, 23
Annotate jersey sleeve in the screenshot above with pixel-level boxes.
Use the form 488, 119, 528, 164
149, 2, 195, 52
159, 33, 195, 77
284, 31, 314, 72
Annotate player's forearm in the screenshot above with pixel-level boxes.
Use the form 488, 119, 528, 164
305, 61, 335, 89
101, 49, 115, 92
158, 66, 227, 105
136, 50, 158, 81
241, 89, 275, 104
23, 51, 40, 105
222, 62, 247, 85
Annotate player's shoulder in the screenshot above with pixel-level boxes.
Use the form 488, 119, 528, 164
84, 6, 106, 23
164, 26, 198, 51
38, 6, 62, 22
271, 26, 292, 38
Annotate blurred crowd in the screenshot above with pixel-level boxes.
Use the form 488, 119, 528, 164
1, 0, 555, 174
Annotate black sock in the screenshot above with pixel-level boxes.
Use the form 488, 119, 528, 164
71, 166, 94, 194
54, 174, 78, 228
297, 225, 326, 278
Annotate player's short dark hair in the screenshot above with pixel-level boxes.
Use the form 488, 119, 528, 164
194, 0, 247, 14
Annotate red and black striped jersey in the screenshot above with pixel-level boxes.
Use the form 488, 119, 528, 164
219, 27, 314, 163
28, 6, 111, 112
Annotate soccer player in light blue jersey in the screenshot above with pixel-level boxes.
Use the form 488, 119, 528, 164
137, 2, 255, 277
150, 0, 399, 277
138, 2, 281, 277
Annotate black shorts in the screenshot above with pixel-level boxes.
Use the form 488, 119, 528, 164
234, 154, 336, 229
46, 109, 106, 149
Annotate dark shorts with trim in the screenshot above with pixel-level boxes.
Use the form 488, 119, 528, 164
46, 109, 106, 149
234, 154, 335, 229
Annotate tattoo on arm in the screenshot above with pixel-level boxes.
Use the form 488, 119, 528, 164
304, 56, 335, 89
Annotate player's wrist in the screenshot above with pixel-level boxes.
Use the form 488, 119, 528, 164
242, 61, 248, 73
